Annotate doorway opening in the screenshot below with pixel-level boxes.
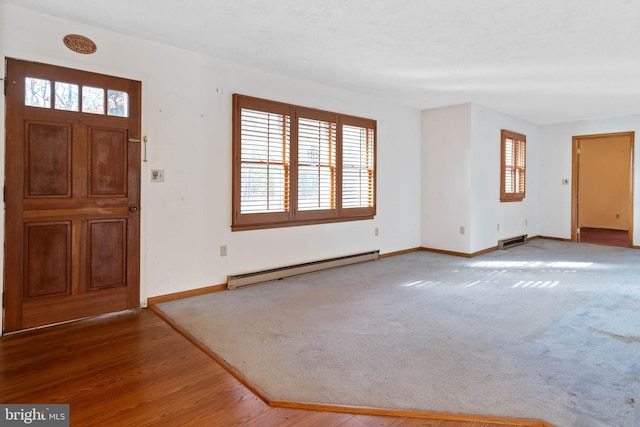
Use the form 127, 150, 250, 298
571, 132, 634, 248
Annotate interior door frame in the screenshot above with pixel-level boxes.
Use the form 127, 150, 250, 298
571, 131, 635, 246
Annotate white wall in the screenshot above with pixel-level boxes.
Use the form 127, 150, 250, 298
422, 103, 540, 254
0, 3, 423, 327
422, 104, 472, 253
539, 115, 640, 244
470, 104, 540, 253
421, 105, 640, 253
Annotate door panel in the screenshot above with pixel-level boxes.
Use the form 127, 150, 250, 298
88, 219, 127, 289
26, 122, 72, 197
24, 222, 71, 298
4, 58, 141, 332
89, 127, 127, 196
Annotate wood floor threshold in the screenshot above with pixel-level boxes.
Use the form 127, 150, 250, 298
150, 304, 554, 427
1, 308, 140, 336
271, 400, 554, 426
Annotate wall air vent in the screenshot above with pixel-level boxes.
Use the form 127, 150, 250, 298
498, 234, 528, 249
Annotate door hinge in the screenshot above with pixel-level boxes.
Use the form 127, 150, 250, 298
577, 148, 581, 154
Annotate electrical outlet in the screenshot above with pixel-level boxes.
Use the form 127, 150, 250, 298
497, 224, 500, 231
151, 169, 165, 182
561, 178, 569, 185
375, 227, 379, 236
220, 245, 228, 257
459, 226, 465, 235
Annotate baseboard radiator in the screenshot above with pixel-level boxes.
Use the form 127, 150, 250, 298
227, 250, 380, 290
498, 234, 528, 249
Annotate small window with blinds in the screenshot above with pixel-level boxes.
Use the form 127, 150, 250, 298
342, 122, 375, 210
500, 129, 526, 202
233, 95, 376, 230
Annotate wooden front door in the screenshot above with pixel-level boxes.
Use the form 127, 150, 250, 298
4, 59, 141, 332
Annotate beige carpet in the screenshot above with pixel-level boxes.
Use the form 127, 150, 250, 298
156, 240, 640, 426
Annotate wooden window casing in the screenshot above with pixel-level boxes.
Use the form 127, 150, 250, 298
233, 95, 376, 230
500, 129, 526, 202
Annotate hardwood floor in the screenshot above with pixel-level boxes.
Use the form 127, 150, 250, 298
579, 227, 629, 247
0, 309, 545, 426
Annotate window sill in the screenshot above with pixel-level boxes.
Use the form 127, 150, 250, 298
232, 215, 375, 231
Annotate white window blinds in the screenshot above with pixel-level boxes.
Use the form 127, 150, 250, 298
342, 124, 375, 209
298, 117, 336, 211
239, 108, 290, 214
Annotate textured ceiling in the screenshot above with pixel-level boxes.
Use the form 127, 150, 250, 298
3, 0, 640, 124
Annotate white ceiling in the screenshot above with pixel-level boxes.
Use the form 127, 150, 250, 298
3, 0, 640, 124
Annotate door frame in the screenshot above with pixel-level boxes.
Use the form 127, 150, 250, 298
571, 131, 635, 246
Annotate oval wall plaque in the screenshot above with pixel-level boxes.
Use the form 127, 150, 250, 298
63, 34, 97, 54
